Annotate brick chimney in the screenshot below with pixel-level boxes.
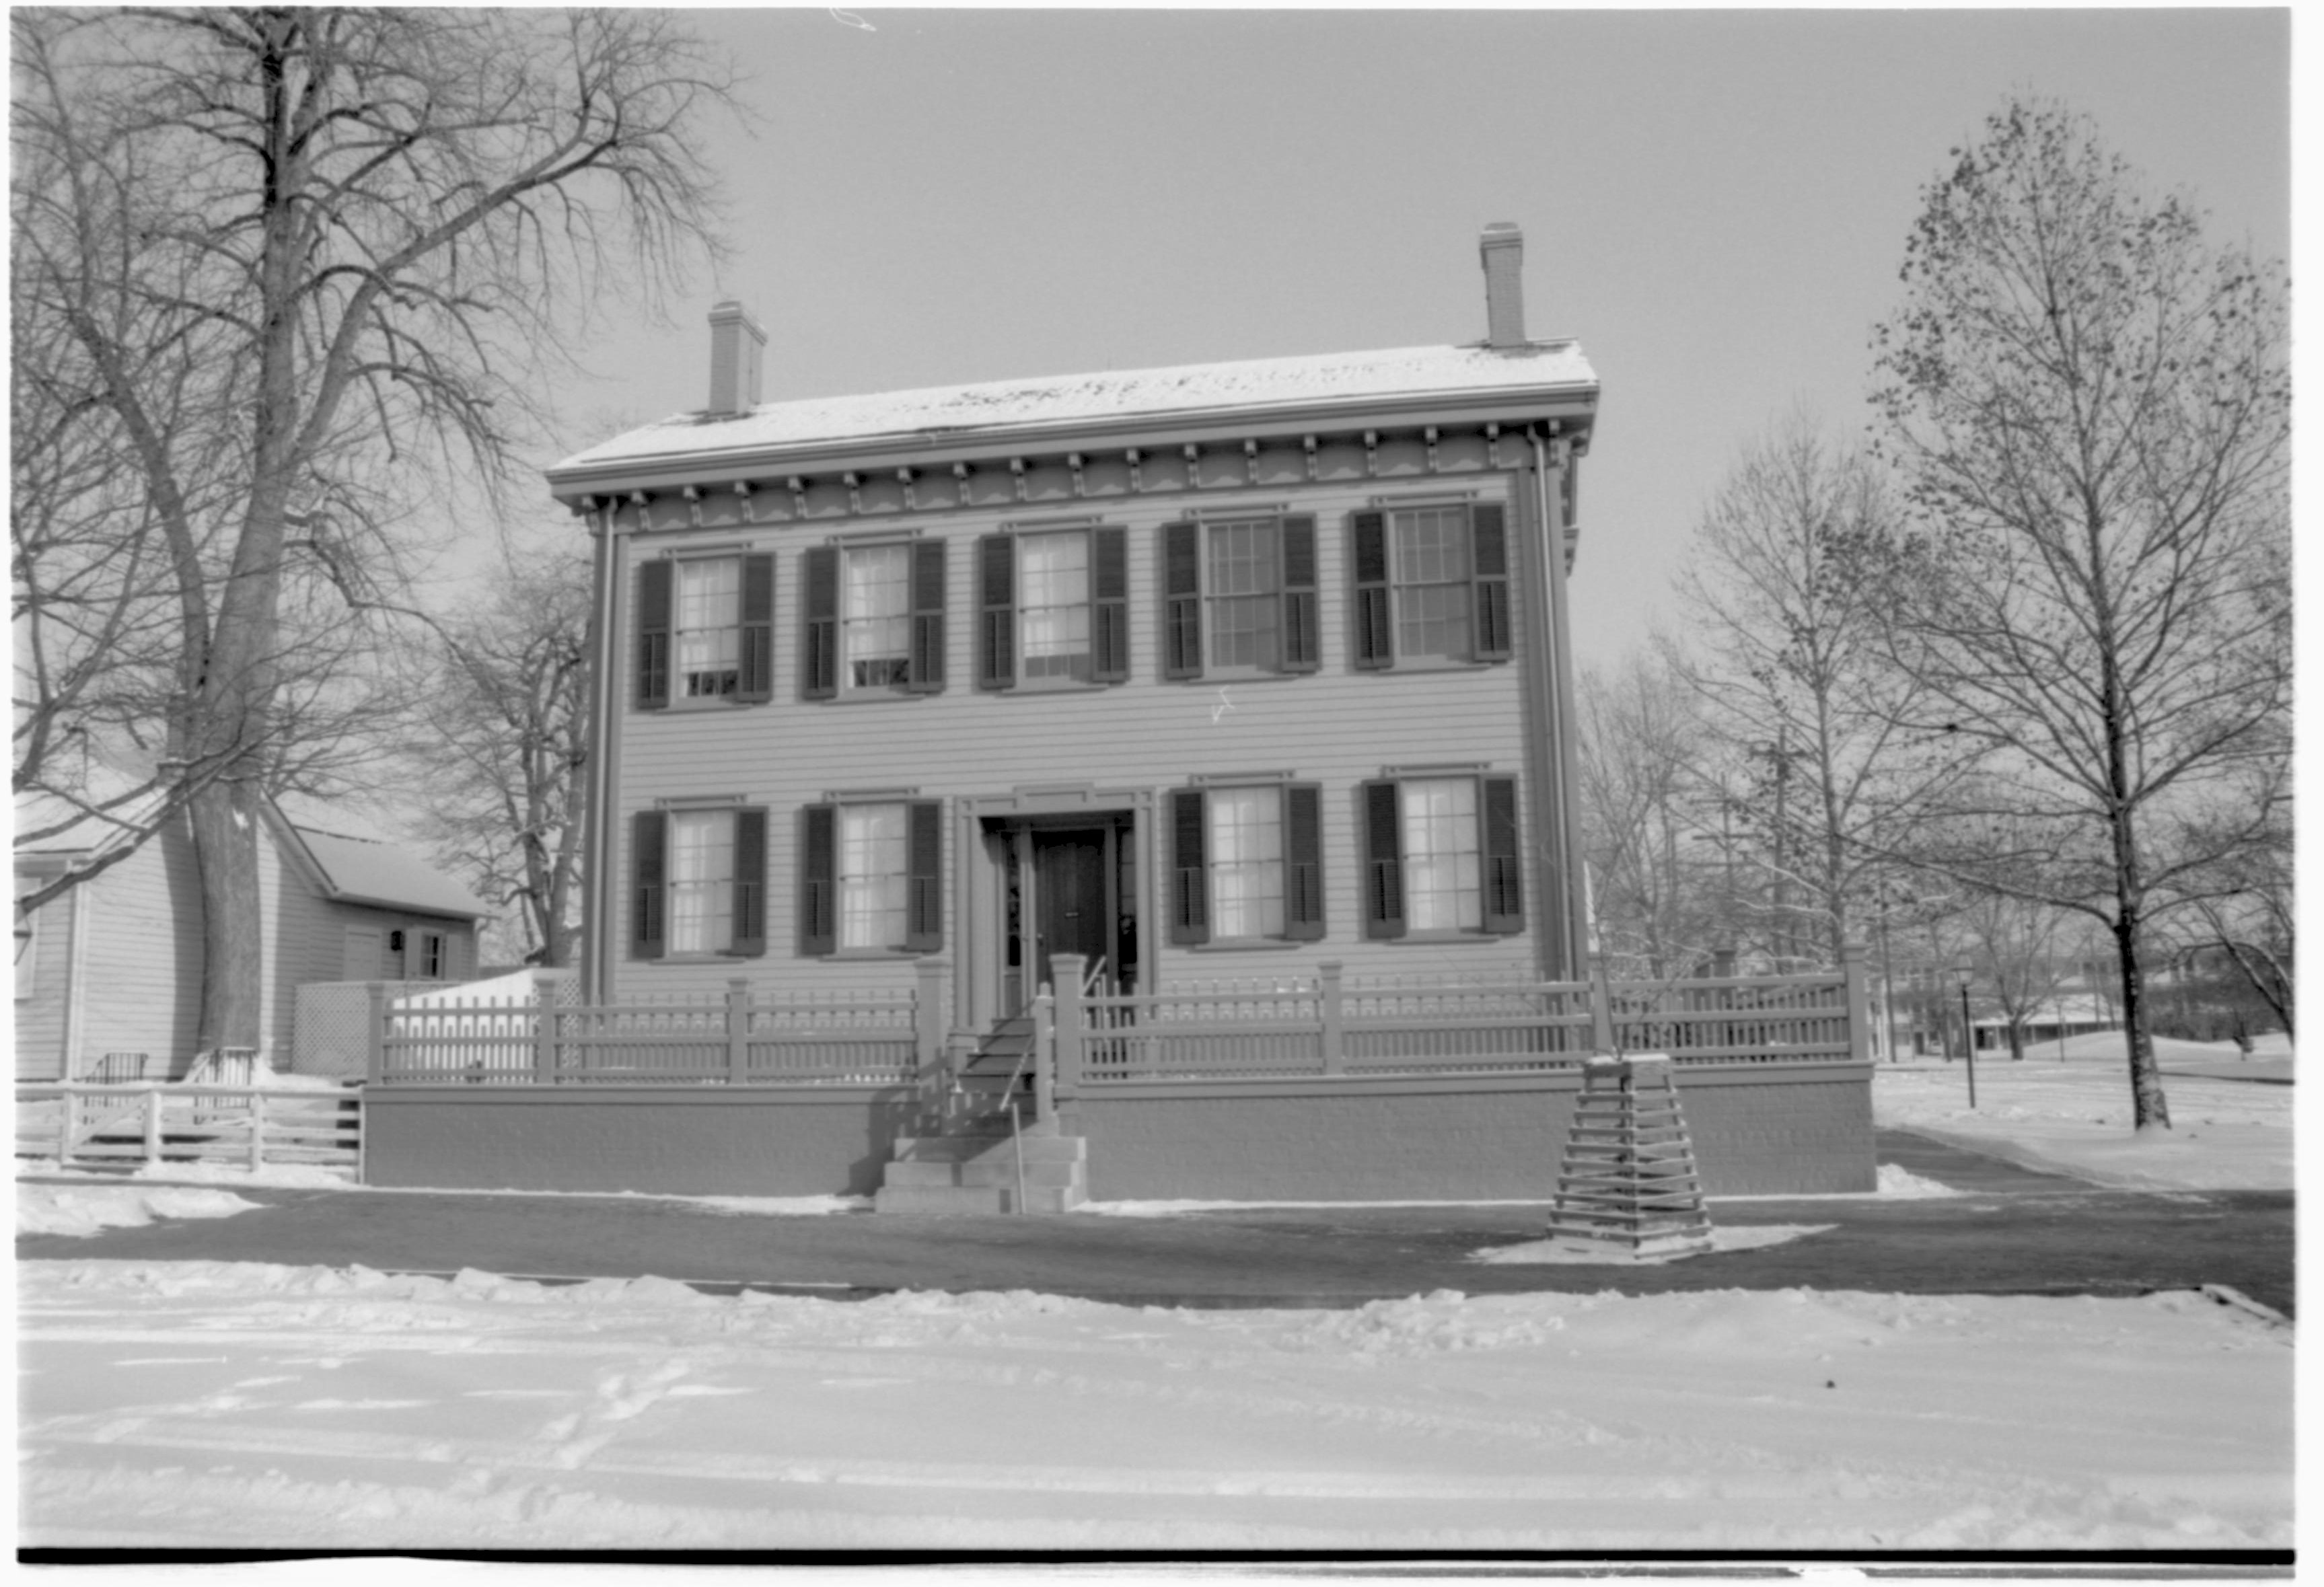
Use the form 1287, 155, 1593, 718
706, 301, 766, 417
1479, 223, 1526, 349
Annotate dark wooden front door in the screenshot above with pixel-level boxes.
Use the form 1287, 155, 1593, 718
1032, 830, 1109, 993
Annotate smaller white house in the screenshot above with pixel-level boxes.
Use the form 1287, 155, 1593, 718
15, 790, 488, 1081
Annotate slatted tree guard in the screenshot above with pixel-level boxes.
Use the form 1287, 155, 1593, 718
1541, 1052, 1715, 1260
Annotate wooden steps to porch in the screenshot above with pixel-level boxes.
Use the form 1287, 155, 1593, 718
871, 1014, 1088, 1215
1540, 1054, 1714, 1259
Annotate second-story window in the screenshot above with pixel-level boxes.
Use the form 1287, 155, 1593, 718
676, 558, 741, 697
1020, 530, 1093, 681
637, 554, 774, 709
1350, 502, 1512, 669
976, 526, 1128, 690
1161, 515, 1318, 681
842, 544, 912, 689
803, 541, 946, 700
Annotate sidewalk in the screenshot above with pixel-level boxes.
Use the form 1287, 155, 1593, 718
15, 1130, 2294, 1317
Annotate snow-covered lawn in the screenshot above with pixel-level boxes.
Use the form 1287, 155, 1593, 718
1871, 1032, 2294, 1191
17, 1259, 2290, 1551
15, 1036, 2294, 1551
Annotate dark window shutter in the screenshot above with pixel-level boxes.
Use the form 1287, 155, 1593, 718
801, 546, 838, 700
1092, 526, 1130, 684
798, 804, 836, 956
904, 800, 943, 951
731, 806, 768, 956
1280, 515, 1319, 673
1161, 521, 1202, 680
1350, 511, 1392, 670
1482, 776, 1524, 934
737, 555, 775, 702
1471, 503, 1512, 662
907, 540, 947, 694
1169, 787, 1209, 945
978, 534, 1015, 690
632, 809, 667, 959
1360, 780, 1406, 939
637, 560, 671, 708
1284, 782, 1325, 940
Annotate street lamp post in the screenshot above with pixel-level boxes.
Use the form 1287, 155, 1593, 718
1955, 955, 1977, 1109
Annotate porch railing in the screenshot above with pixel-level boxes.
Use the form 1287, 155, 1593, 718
1046, 947, 1870, 1086
367, 962, 947, 1087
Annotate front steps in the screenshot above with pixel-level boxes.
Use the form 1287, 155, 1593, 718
872, 1016, 1089, 1214
873, 1121, 1089, 1214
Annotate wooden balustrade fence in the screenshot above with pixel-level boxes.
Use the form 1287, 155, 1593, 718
357, 950, 1868, 1091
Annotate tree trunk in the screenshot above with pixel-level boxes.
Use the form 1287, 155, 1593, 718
188, 778, 264, 1052
2113, 909, 2170, 1130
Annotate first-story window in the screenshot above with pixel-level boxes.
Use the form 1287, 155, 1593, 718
978, 526, 1129, 689
1359, 774, 1523, 938
799, 800, 943, 955
1350, 501, 1511, 669
631, 806, 768, 959
1169, 782, 1323, 945
803, 541, 946, 698
637, 554, 774, 708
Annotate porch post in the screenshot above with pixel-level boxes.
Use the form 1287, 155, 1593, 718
1589, 951, 1618, 1054
914, 959, 948, 1078
534, 984, 558, 1084
1053, 953, 1086, 1094
365, 982, 388, 1085
726, 978, 752, 1084
1318, 961, 1345, 1076
248, 1088, 267, 1171
1842, 942, 1871, 1064
143, 1087, 162, 1165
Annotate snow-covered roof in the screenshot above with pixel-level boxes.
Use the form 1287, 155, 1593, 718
552, 340, 1597, 478
291, 827, 489, 920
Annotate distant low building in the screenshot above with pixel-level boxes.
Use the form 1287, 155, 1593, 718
14, 791, 488, 1080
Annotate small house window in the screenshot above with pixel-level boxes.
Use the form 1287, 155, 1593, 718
419, 931, 448, 980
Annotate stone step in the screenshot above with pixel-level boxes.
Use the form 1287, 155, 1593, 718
872, 1181, 1088, 1216
892, 1132, 1081, 1163
883, 1157, 1088, 1191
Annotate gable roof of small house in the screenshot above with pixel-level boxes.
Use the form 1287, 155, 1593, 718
13, 786, 486, 922
549, 339, 1599, 490
290, 826, 489, 921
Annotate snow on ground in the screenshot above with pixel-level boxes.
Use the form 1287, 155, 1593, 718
1872, 1033, 2294, 1191
1474, 1224, 1836, 1265
16, 1258, 2290, 1550
17, 1185, 264, 1239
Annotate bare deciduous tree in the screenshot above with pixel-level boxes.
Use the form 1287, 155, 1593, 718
11, 8, 732, 1051
1676, 412, 1953, 969
403, 545, 595, 969
1868, 99, 2290, 1130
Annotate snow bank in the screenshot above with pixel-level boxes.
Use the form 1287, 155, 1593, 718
17, 1260, 2291, 1550
17, 1185, 264, 1238
1873, 1051, 2293, 1191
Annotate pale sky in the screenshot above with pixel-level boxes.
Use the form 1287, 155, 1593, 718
528, 7, 2292, 677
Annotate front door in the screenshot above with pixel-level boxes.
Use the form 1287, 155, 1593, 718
1031, 829, 1110, 994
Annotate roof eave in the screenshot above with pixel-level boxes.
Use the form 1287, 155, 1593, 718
546, 381, 1599, 505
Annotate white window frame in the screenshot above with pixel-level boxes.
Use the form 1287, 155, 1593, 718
673, 554, 744, 700
1206, 785, 1288, 941
1400, 776, 1484, 932
668, 809, 738, 955
837, 802, 910, 951
840, 543, 914, 694
1387, 505, 1474, 663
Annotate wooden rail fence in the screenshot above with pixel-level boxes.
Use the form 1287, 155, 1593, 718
16, 1084, 362, 1174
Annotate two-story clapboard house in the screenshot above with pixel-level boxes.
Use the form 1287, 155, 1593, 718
548, 225, 1594, 1035
361, 223, 1873, 1204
